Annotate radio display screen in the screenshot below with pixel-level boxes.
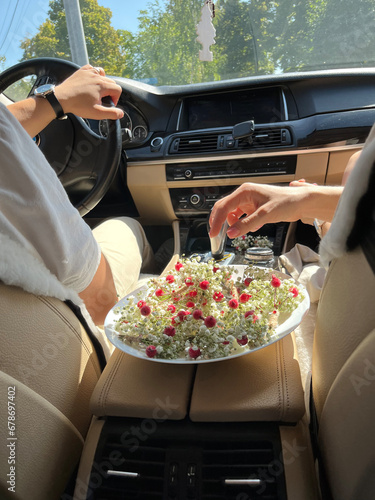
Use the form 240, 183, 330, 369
185, 87, 283, 130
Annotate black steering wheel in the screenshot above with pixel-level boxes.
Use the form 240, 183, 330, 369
0, 57, 121, 216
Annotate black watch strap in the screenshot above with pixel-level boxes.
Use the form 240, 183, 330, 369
34, 84, 66, 120
45, 92, 66, 120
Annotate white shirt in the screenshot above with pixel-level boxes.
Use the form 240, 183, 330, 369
0, 102, 100, 293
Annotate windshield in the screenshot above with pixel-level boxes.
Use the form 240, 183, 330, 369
1, 0, 375, 86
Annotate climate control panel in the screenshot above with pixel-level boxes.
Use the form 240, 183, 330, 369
170, 186, 239, 217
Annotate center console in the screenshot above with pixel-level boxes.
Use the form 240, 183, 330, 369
73, 254, 318, 499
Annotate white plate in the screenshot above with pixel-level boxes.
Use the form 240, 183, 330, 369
104, 266, 310, 364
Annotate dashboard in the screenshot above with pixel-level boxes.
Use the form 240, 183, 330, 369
90, 69, 375, 232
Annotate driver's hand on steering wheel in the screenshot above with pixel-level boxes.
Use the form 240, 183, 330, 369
54, 64, 124, 121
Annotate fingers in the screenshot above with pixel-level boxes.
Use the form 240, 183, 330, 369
227, 212, 265, 238
209, 186, 256, 238
92, 66, 105, 76
58, 64, 124, 118
94, 103, 124, 120
209, 195, 243, 238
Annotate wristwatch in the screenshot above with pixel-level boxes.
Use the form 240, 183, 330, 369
33, 83, 66, 120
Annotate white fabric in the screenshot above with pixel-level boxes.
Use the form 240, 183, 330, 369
279, 244, 324, 387
320, 123, 375, 267
0, 231, 114, 360
0, 232, 81, 304
279, 243, 326, 304
0, 102, 100, 293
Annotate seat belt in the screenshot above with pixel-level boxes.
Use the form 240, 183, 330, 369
65, 300, 107, 371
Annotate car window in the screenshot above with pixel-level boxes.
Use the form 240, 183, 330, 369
1, 0, 375, 86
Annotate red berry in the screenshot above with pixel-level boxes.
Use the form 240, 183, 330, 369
253, 315, 259, 322
240, 293, 251, 303
166, 274, 175, 283
213, 291, 224, 302
289, 286, 299, 298
164, 326, 176, 337
244, 277, 253, 286
204, 315, 217, 328
193, 309, 204, 320
146, 345, 157, 358
140, 305, 151, 316
137, 300, 145, 308
189, 347, 201, 359
189, 290, 197, 297
271, 274, 281, 288
185, 277, 194, 286
186, 301, 195, 308
222, 340, 230, 345
167, 304, 176, 313
175, 262, 183, 271
237, 336, 248, 346
213, 266, 219, 273
199, 280, 210, 290
177, 310, 188, 320
155, 288, 164, 297
244, 310, 254, 318
228, 298, 239, 309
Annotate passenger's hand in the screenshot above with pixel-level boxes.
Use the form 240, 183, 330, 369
54, 64, 124, 120
209, 183, 305, 239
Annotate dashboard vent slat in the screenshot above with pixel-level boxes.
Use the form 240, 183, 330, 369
251, 128, 283, 149
171, 134, 219, 153
170, 128, 290, 154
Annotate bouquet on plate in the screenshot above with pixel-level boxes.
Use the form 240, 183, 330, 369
113, 258, 303, 361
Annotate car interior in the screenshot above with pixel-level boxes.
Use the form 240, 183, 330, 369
0, 1, 375, 499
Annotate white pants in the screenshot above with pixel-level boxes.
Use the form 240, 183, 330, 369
92, 217, 155, 299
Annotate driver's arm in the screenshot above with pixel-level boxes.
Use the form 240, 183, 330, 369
7, 65, 124, 137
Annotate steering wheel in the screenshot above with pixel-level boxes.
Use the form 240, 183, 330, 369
0, 57, 121, 216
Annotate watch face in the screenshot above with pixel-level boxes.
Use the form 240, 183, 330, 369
34, 83, 55, 96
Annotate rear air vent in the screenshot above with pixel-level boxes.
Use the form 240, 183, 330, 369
169, 128, 291, 154
88, 418, 287, 500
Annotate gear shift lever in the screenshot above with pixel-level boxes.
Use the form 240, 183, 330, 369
209, 220, 229, 260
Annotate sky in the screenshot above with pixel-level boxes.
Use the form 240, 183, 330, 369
0, 0, 151, 68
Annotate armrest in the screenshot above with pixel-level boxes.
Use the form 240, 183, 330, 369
90, 349, 195, 420
190, 333, 305, 422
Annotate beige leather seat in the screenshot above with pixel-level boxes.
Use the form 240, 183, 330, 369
0, 283, 102, 500
312, 246, 375, 500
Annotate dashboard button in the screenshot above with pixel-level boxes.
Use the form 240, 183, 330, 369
151, 136, 163, 151
190, 194, 201, 205
185, 169, 193, 179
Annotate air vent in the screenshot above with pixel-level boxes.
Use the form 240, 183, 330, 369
201, 441, 281, 499
170, 128, 291, 154
170, 133, 219, 154
250, 127, 291, 149
88, 418, 287, 500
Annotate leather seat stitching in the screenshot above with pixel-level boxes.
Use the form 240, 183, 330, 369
275, 342, 282, 420
280, 338, 290, 420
